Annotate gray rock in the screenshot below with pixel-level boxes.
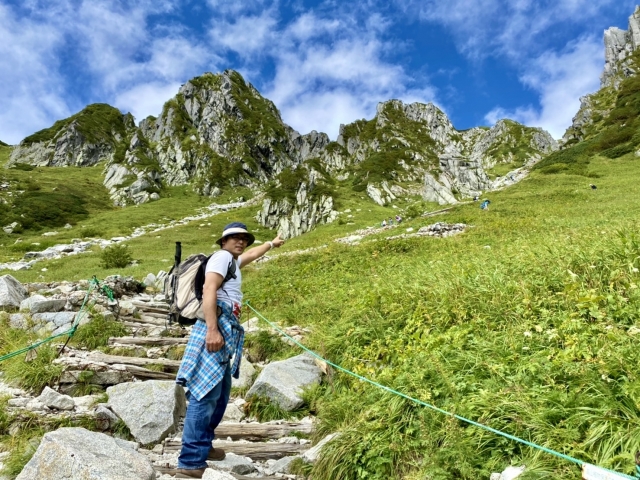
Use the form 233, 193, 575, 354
16, 427, 155, 480
9, 313, 28, 329
25, 399, 46, 412
20, 295, 66, 313
37, 386, 75, 411
95, 405, 120, 431
270, 455, 296, 473
423, 173, 458, 205
7, 397, 29, 407
51, 322, 73, 336
256, 183, 338, 239
231, 356, 255, 389
107, 381, 186, 445
32, 311, 77, 327
209, 452, 257, 475
202, 469, 236, 480
60, 370, 134, 386
500, 465, 526, 480
0, 275, 28, 308
143, 273, 156, 287
246, 354, 323, 411
302, 433, 340, 463
221, 404, 244, 422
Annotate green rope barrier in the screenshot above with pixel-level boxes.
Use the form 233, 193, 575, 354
244, 301, 637, 480
0, 277, 105, 364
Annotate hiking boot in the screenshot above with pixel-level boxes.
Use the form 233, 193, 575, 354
207, 447, 226, 461
175, 467, 206, 479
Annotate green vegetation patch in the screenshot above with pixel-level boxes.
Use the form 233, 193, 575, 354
483, 120, 539, 175
265, 166, 336, 204
536, 67, 640, 175
21, 103, 130, 146
71, 313, 128, 350
224, 70, 288, 164
0, 163, 113, 237
342, 102, 438, 191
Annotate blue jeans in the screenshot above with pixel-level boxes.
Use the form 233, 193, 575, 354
178, 364, 232, 469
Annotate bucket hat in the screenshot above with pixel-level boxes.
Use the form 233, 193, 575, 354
215, 222, 255, 246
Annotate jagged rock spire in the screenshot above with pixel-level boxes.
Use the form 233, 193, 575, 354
601, 6, 640, 88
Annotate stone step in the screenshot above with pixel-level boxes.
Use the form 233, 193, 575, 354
153, 465, 282, 479
162, 440, 307, 461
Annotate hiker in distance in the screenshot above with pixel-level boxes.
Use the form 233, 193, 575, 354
175, 222, 284, 479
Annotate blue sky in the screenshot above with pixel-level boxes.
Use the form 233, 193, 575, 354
0, 0, 637, 144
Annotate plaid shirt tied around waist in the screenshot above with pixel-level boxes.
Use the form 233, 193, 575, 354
176, 300, 245, 401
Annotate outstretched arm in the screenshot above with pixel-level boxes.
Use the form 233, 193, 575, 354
240, 235, 285, 267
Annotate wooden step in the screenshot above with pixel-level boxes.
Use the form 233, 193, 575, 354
169, 422, 313, 442
162, 439, 307, 460
109, 336, 188, 347
86, 351, 181, 372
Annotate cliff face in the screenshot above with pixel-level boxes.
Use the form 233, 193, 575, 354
320, 101, 556, 206
564, 6, 640, 144
8, 71, 556, 237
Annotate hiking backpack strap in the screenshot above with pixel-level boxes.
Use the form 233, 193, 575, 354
194, 253, 237, 302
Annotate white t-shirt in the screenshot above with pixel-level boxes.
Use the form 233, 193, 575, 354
205, 250, 242, 304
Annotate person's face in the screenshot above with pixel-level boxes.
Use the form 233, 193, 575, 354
222, 234, 251, 256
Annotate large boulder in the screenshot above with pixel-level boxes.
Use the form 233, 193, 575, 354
20, 295, 66, 313
107, 380, 186, 445
246, 354, 323, 411
0, 275, 28, 309
16, 427, 155, 480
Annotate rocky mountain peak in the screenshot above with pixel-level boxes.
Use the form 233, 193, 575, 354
8, 104, 134, 168
563, 6, 640, 143
601, 6, 640, 88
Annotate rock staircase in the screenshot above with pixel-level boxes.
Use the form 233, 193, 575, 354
1, 276, 329, 478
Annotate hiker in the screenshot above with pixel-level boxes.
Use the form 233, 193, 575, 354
590, 184, 597, 190
388, 217, 394, 225
480, 200, 490, 211
381, 219, 387, 227
175, 222, 284, 479
395, 215, 402, 223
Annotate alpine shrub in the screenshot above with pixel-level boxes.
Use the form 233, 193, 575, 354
100, 244, 133, 269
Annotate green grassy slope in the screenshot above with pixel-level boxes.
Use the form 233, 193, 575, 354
0, 145, 113, 237
8, 150, 637, 479
240, 154, 640, 479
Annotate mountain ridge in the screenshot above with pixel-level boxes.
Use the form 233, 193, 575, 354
6, 71, 556, 237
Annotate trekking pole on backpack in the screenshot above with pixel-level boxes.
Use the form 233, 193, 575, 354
167, 242, 182, 325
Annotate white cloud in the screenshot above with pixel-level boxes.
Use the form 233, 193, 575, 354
113, 82, 182, 124
207, 9, 438, 138
209, 10, 278, 57
484, 36, 603, 138
411, 0, 629, 60
0, 2, 72, 144
0, 0, 216, 142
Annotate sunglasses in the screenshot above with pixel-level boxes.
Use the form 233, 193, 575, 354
227, 234, 251, 242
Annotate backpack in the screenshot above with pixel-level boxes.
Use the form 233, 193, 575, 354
164, 242, 237, 326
